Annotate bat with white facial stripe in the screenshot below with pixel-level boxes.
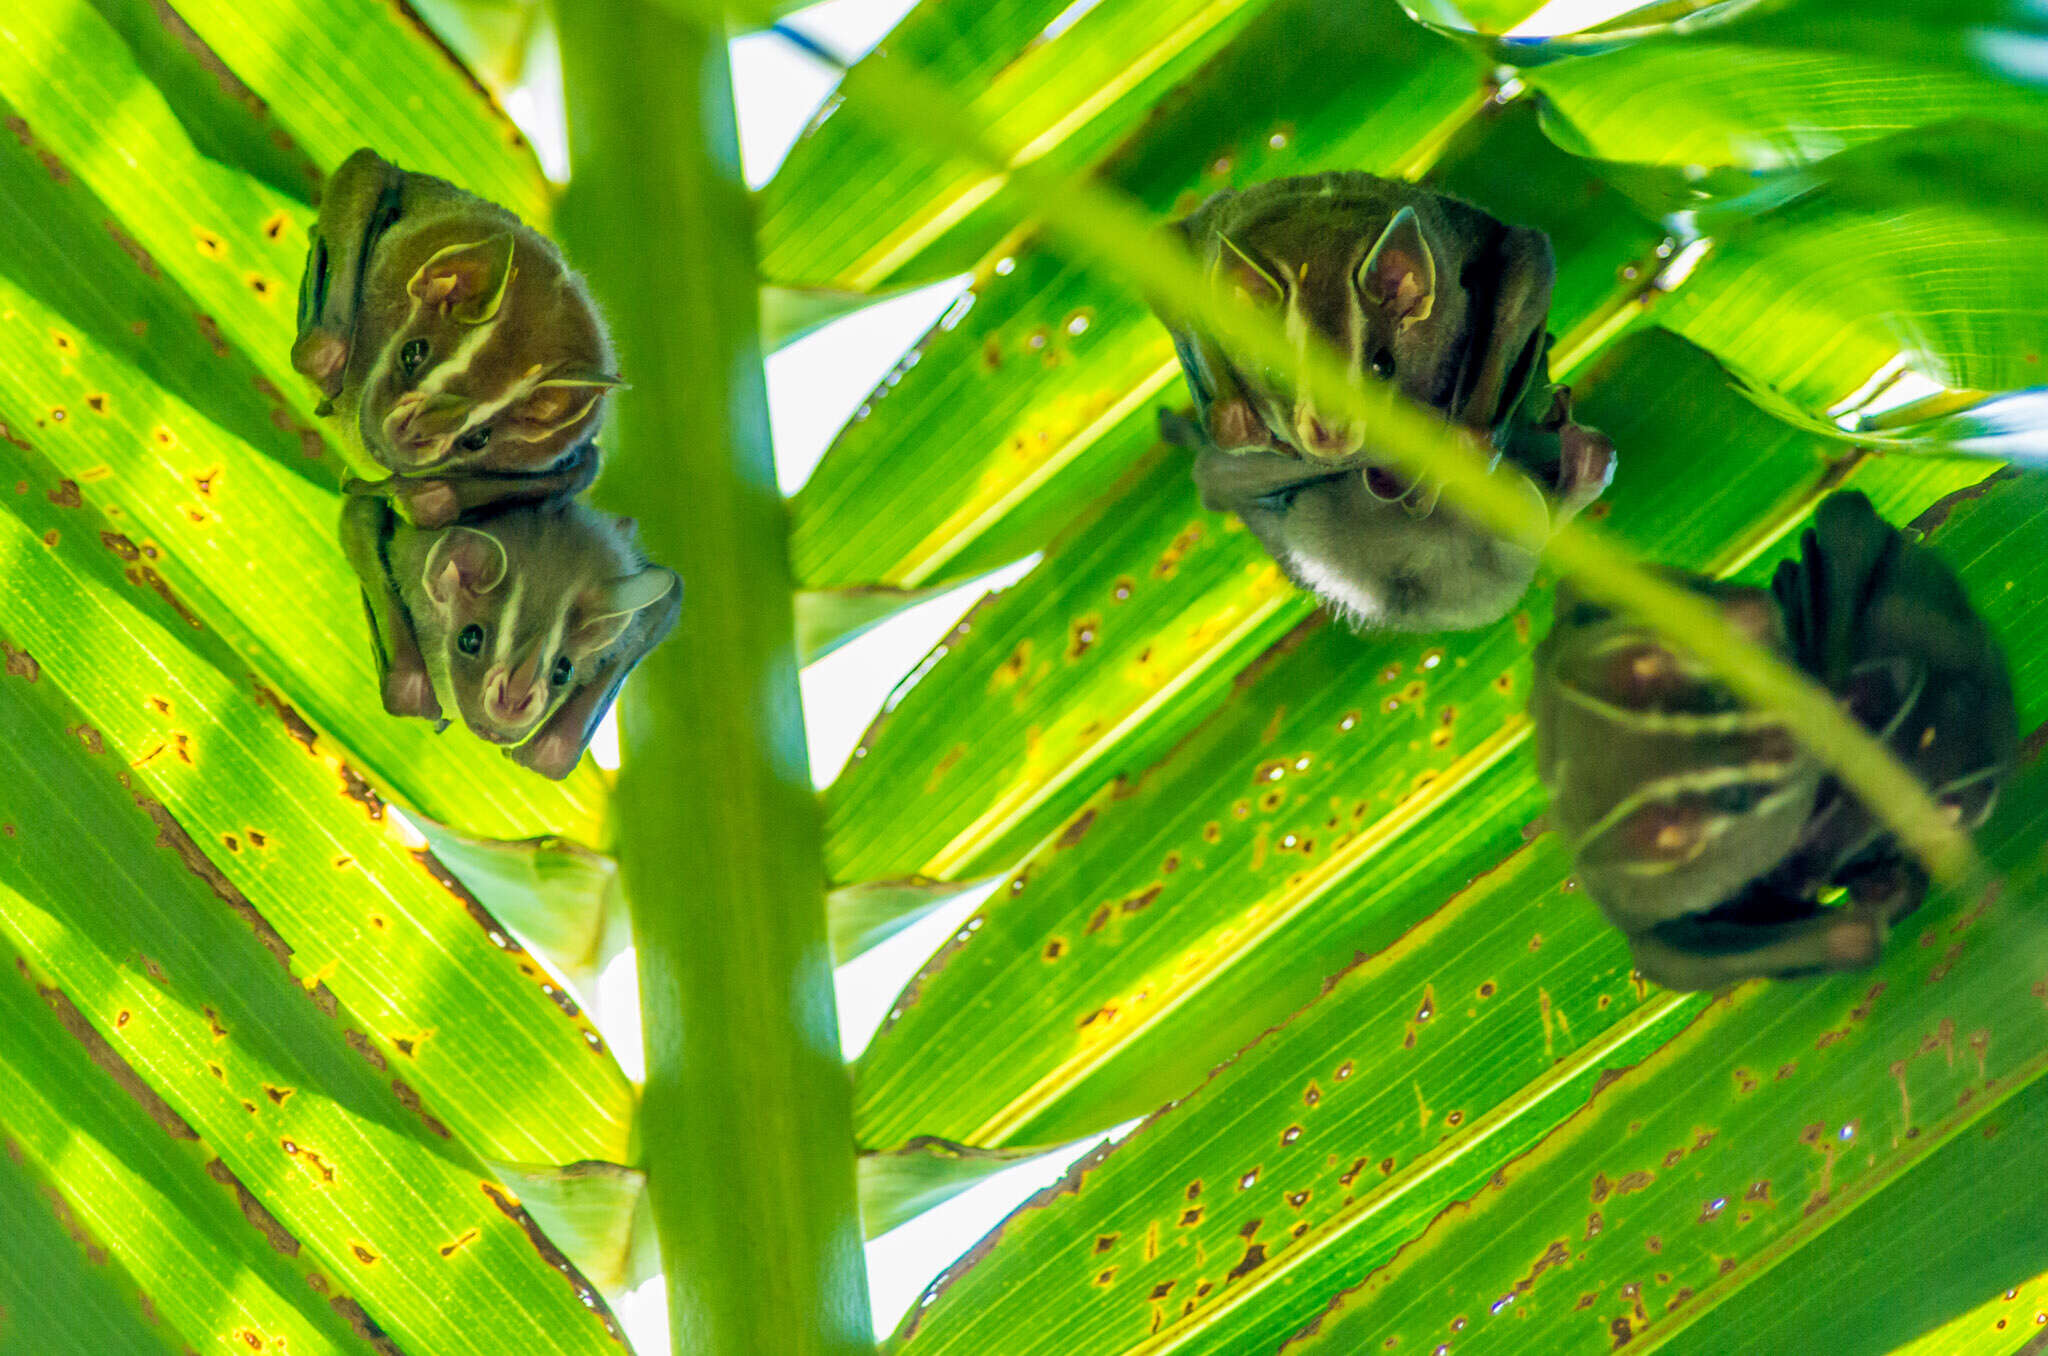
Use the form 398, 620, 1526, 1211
1161, 173, 1615, 631
295, 148, 619, 528
340, 496, 680, 780
1531, 491, 2015, 991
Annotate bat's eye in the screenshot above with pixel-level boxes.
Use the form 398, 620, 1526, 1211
457, 624, 483, 656
1371, 349, 1395, 379
550, 656, 574, 687
1253, 486, 1301, 514
400, 339, 430, 376
458, 425, 492, 452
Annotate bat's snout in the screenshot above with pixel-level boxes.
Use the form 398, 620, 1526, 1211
480, 658, 546, 734
381, 393, 467, 467
1292, 405, 1363, 460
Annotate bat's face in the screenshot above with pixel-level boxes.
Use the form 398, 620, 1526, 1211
1531, 576, 1823, 938
1194, 444, 1549, 632
408, 510, 675, 750
351, 225, 618, 481
1192, 194, 1466, 460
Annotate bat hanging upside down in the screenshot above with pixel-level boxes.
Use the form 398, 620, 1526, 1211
1158, 172, 1615, 632
294, 147, 621, 528
340, 496, 681, 781
1531, 491, 2016, 991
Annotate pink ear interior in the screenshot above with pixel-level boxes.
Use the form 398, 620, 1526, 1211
1359, 206, 1437, 325
510, 382, 607, 435
423, 528, 507, 608
1365, 250, 1429, 317
408, 235, 516, 324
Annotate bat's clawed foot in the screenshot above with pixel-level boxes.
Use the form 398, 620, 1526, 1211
392, 479, 461, 529
508, 729, 580, 781
1207, 397, 1280, 454
1552, 421, 1616, 526
290, 328, 351, 400
382, 664, 441, 722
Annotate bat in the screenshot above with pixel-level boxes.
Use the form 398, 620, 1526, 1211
1531, 491, 2016, 991
1161, 172, 1615, 631
339, 496, 681, 780
295, 148, 619, 528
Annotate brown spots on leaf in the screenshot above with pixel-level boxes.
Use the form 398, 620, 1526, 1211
1041, 937, 1067, 962
1179, 1206, 1204, 1227
1120, 885, 1162, 915
1067, 613, 1101, 659
208, 1159, 300, 1256
192, 466, 222, 497
1110, 574, 1135, 603
1227, 1243, 1268, 1281
2, 640, 41, 682
4, 116, 71, 183
46, 479, 80, 508
189, 312, 230, 358
339, 766, 386, 821
282, 1140, 335, 1182
480, 1181, 624, 1340
134, 795, 296, 975
345, 1029, 388, 1073
410, 849, 526, 956
1154, 524, 1203, 580
439, 1228, 482, 1258
68, 724, 103, 755
350, 1243, 379, 1265
34, 982, 196, 1140
1493, 670, 1514, 695
246, 685, 318, 752
990, 638, 1033, 690
1058, 808, 1097, 848
923, 743, 967, 794
390, 1079, 452, 1139
41, 528, 59, 548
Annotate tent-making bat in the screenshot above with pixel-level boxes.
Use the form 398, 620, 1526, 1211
1531, 491, 2015, 991
339, 496, 680, 780
1162, 173, 1614, 631
295, 148, 620, 527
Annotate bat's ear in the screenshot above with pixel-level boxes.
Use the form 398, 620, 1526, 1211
423, 527, 508, 609
409, 234, 517, 324
505, 371, 623, 438
1359, 205, 1436, 329
568, 567, 679, 659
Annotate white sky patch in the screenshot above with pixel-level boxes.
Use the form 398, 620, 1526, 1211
766, 276, 972, 495
834, 880, 1000, 1061
801, 552, 1042, 788
866, 1117, 1147, 1338
731, 0, 925, 187
1505, 0, 1656, 37
1036, 0, 1107, 44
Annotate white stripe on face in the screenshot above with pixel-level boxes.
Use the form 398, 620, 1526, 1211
496, 572, 526, 668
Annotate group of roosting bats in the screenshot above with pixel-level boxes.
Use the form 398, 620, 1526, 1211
298, 154, 2016, 991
